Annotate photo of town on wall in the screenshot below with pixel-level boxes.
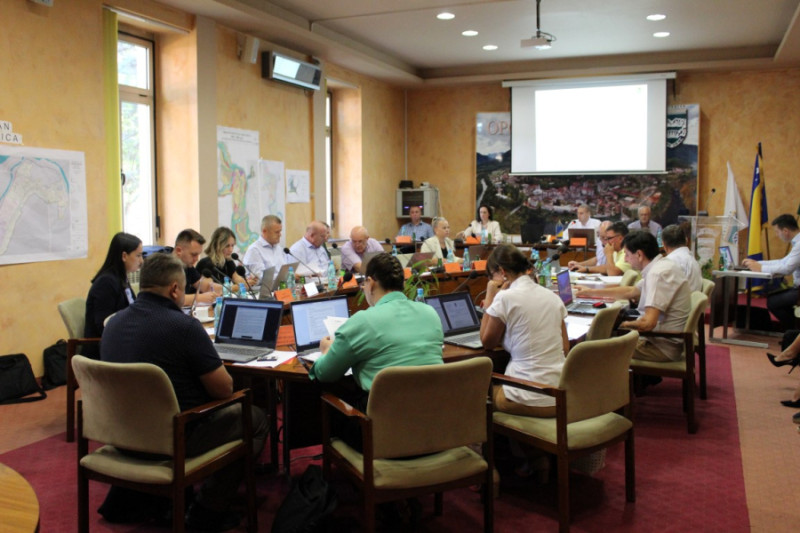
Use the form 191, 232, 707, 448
475, 106, 699, 238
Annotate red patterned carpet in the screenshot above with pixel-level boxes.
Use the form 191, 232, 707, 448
0, 345, 747, 532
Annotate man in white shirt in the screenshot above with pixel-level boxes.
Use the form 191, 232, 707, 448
243, 215, 288, 283
562, 204, 601, 241
340, 226, 384, 272
628, 205, 663, 235
662, 224, 703, 292
743, 214, 800, 330
289, 220, 331, 278
568, 220, 611, 271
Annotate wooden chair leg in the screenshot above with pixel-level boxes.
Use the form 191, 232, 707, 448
173, 484, 185, 533
698, 315, 708, 400
66, 350, 76, 442
686, 377, 697, 434
77, 468, 89, 533
625, 431, 636, 502
557, 453, 570, 533
434, 492, 443, 516
484, 472, 494, 533
363, 492, 376, 533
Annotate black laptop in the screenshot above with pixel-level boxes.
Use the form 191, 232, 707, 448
425, 291, 483, 349
214, 298, 284, 363
290, 295, 351, 356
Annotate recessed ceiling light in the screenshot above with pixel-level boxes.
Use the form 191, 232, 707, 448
462, 30, 479, 37
437, 12, 455, 20
483, 44, 498, 51
653, 31, 670, 38
647, 14, 666, 21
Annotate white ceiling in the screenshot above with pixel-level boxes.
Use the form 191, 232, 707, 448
154, 0, 800, 85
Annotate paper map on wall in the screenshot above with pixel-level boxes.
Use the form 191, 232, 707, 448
0, 145, 88, 265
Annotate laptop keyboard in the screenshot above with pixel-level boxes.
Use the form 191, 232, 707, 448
447, 331, 482, 346
216, 345, 273, 357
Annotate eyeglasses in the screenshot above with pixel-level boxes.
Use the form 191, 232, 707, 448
606, 233, 621, 241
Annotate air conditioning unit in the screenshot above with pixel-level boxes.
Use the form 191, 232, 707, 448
262, 51, 322, 91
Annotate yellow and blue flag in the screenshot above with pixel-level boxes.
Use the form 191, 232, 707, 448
746, 144, 768, 262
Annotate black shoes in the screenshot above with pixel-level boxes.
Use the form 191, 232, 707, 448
185, 502, 241, 532
781, 399, 800, 408
766, 353, 800, 373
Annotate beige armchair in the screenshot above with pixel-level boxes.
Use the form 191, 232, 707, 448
72, 355, 257, 533
698, 279, 715, 399
321, 357, 494, 532
492, 330, 639, 533
629, 291, 709, 433
585, 303, 623, 341
619, 269, 641, 287
57, 297, 100, 442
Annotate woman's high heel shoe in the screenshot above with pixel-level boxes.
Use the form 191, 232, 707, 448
781, 399, 800, 408
767, 353, 800, 373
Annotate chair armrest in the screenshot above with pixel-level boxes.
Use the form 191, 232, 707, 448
178, 389, 250, 424
321, 393, 369, 420
491, 372, 557, 397
619, 328, 688, 340
66, 337, 101, 355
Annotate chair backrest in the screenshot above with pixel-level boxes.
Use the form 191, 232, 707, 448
701, 278, 715, 299
619, 269, 640, 287
72, 355, 180, 456
560, 330, 639, 423
684, 292, 709, 335
586, 304, 623, 341
58, 297, 86, 338
367, 357, 493, 459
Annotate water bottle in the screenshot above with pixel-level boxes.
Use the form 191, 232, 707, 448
213, 296, 222, 331
481, 229, 487, 244
286, 267, 296, 298
412, 231, 416, 243
296, 276, 305, 300
447, 248, 455, 263
463, 248, 471, 271
391, 244, 398, 256
222, 276, 232, 297
657, 229, 663, 249
719, 253, 727, 271
542, 260, 552, 288
327, 260, 337, 291
238, 282, 247, 298
415, 288, 425, 303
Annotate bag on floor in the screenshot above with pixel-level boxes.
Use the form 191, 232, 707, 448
42, 339, 68, 390
271, 464, 337, 533
0, 353, 47, 404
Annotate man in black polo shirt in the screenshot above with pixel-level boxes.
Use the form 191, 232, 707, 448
173, 228, 220, 305
102, 252, 268, 531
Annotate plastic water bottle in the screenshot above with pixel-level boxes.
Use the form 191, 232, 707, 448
657, 229, 663, 249
542, 260, 552, 288
447, 248, 455, 263
463, 248, 471, 271
481, 229, 487, 244
415, 288, 425, 303
327, 260, 337, 291
391, 244, 398, 256
222, 276, 232, 297
412, 231, 416, 243
286, 267, 296, 298
238, 283, 247, 298
213, 296, 222, 331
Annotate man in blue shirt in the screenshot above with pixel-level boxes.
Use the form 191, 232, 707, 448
398, 205, 434, 241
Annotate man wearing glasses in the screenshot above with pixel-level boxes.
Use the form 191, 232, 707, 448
568, 220, 611, 272
575, 221, 633, 276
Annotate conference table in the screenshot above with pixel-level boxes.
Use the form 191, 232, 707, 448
0, 463, 40, 532
709, 269, 780, 348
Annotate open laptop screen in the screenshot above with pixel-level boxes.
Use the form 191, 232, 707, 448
215, 298, 284, 348
425, 292, 480, 335
719, 245, 734, 267
556, 269, 573, 306
290, 295, 350, 352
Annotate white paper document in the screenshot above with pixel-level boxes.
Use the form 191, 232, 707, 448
323, 316, 348, 337
236, 350, 298, 368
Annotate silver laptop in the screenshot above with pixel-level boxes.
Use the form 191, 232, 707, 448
719, 245, 748, 270
425, 291, 483, 349
271, 261, 300, 290
357, 251, 383, 274
257, 266, 276, 300
556, 269, 601, 315
214, 298, 284, 363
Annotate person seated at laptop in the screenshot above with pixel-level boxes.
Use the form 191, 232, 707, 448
481, 244, 569, 419
243, 215, 288, 285
196, 226, 254, 287
174, 229, 220, 305
289, 220, 331, 278
421, 217, 463, 264
562, 203, 601, 241
661, 224, 702, 292
576, 231, 691, 363
456, 204, 503, 243
101, 252, 269, 531
309, 253, 444, 449
743, 214, 800, 331
576, 221, 633, 276
568, 220, 611, 272
340, 225, 383, 273
83, 232, 143, 358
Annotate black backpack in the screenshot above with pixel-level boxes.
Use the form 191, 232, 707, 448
271, 465, 337, 533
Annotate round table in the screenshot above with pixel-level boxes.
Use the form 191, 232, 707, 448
0, 463, 40, 532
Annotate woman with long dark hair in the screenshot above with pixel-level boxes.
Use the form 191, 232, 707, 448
83, 232, 143, 355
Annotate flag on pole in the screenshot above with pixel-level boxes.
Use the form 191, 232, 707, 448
746, 145, 768, 262
723, 161, 748, 261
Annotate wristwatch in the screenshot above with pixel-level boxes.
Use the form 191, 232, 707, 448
584, 267, 590, 274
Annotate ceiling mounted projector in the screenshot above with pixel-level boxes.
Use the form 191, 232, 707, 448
521, 0, 556, 50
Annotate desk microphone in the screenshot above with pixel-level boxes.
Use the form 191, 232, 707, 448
283, 247, 323, 284
451, 270, 480, 293
235, 265, 258, 299
331, 242, 338, 249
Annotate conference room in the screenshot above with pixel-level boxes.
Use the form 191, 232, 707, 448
2, 0, 800, 531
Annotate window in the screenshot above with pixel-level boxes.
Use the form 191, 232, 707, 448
325, 90, 333, 229
118, 34, 156, 242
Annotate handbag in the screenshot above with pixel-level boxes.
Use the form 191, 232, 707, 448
0, 353, 47, 404
271, 464, 337, 533
42, 339, 68, 390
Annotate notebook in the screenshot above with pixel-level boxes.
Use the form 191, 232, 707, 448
257, 266, 276, 300
556, 269, 602, 315
271, 261, 300, 290
719, 245, 749, 270
290, 295, 351, 355
214, 298, 284, 363
424, 291, 483, 349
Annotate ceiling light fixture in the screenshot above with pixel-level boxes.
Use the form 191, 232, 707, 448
521, 0, 556, 50
646, 14, 667, 21
437, 12, 455, 20
653, 31, 670, 38
462, 30, 479, 37
483, 44, 498, 51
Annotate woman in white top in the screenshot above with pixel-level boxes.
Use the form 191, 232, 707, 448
420, 217, 462, 263
480, 244, 570, 417
457, 204, 503, 243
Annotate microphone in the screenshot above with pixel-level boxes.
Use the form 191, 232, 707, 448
385, 238, 391, 245
452, 270, 479, 293
236, 265, 258, 299
331, 242, 338, 249
283, 247, 323, 283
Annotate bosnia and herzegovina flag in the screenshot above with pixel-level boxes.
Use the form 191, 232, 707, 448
747, 143, 768, 262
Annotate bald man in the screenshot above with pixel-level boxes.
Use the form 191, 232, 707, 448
288, 220, 331, 277
568, 220, 612, 271
628, 206, 663, 235
340, 226, 384, 272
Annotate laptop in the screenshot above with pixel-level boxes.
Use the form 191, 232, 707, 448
271, 261, 300, 290
214, 298, 284, 363
257, 266, 276, 300
468, 245, 488, 261
555, 269, 602, 315
290, 295, 351, 356
358, 251, 383, 274
521, 222, 545, 244
407, 252, 433, 269
719, 245, 748, 270
425, 291, 483, 349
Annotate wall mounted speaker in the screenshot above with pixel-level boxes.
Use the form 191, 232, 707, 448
241, 35, 260, 64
